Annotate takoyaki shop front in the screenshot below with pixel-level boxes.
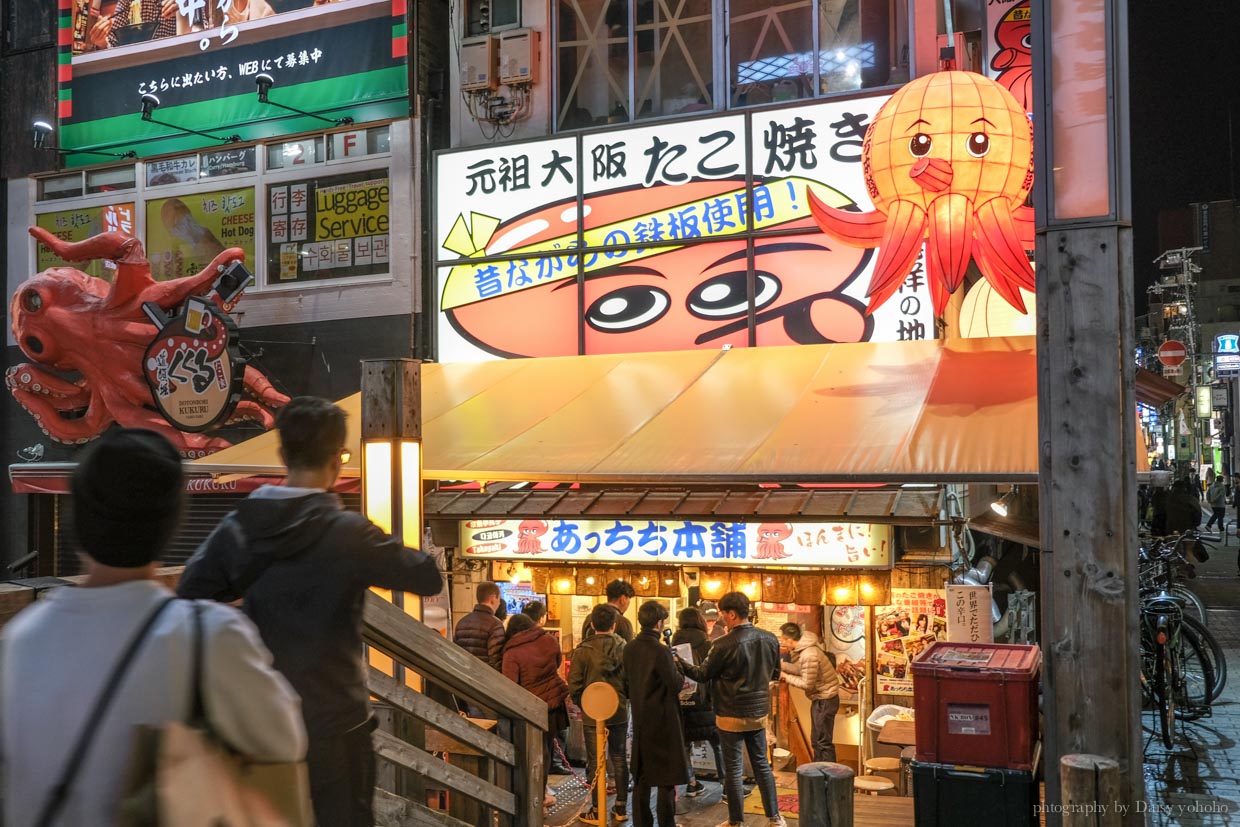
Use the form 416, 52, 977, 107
12, 334, 1046, 774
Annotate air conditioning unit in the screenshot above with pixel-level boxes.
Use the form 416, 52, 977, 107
460, 35, 497, 92
498, 28, 540, 85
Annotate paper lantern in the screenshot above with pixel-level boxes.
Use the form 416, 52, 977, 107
699, 570, 730, 601
761, 573, 796, 604
576, 569, 605, 596
794, 574, 825, 605
808, 70, 1036, 316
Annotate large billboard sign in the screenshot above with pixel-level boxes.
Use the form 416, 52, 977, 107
434, 95, 939, 362
57, 0, 407, 162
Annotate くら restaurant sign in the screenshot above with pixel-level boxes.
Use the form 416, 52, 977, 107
460, 519, 892, 569
142, 296, 245, 431
58, 0, 407, 163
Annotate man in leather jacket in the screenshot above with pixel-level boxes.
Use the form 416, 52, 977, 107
677, 592, 786, 827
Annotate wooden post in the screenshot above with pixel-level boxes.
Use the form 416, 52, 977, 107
1032, 0, 1143, 821
1060, 754, 1122, 827
596, 723, 607, 819
796, 762, 854, 827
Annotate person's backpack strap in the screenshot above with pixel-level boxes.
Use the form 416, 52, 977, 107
34, 596, 178, 827
188, 600, 209, 727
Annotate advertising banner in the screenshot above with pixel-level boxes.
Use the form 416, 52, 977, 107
823, 605, 867, 704
35, 203, 135, 280
945, 584, 994, 643
434, 96, 938, 361
267, 171, 390, 281
59, 0, 407, 162
459, 519, 892, 568
874, 588, 947, 696
146, 186, 256, 281
142, 295, 245, 431
985, 0, 1032, 113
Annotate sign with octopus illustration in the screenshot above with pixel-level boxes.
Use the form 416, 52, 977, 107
434, 72, 1035, 361
459, 519, 891, 569
7, 227, 287, 457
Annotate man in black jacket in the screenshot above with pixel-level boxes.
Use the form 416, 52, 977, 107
178, 397, 443, 827
678, 591, 785, 827
568, 604, 630, 825
453, 581, 505, 669
580, 579, 635, 642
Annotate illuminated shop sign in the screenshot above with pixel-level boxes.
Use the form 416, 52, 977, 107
459, 519, 892, 568
1215, 334, 1240, 378
434, 95, 939, 362
35, 203, 136, 281
57, 0, 407, 163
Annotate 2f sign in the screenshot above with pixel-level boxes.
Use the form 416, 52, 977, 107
946, 584, 994, 644
332, 131, 366, 159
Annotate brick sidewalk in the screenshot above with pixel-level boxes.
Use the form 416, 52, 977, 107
1143, 583, 1240, 827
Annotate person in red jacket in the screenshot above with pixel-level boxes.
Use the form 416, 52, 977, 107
502, 613, 570, 810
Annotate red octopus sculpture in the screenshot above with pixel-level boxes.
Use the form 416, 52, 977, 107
6, 227, 288, 457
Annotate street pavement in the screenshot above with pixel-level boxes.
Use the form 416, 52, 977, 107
1142, 520, 1240, 826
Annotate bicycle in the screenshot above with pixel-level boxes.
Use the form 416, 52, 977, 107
1140, 589, 1216, 749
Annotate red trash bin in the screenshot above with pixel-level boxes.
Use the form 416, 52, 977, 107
911, 641, 1041, 771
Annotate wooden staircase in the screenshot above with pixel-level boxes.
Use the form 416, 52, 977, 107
363, 593, 549, 826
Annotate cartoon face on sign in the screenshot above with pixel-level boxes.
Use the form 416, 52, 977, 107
990, 1, 1032, 113
755, 523, 793, 560
516, 520, 549, 555
808, 71, 1035, 316
441, 179, 874, 357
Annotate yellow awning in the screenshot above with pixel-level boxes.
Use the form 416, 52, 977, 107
193, 336, 1057, 484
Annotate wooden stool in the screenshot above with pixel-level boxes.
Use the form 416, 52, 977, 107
862, 757, 902, 796
853, 776, 895, 796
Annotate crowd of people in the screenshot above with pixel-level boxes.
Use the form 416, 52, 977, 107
453, 575, 843, 827
0, 394, 838, 827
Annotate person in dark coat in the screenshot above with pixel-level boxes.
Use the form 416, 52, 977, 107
568, 605, 630, 824
503, 614, 570, 810
454, 582, 506, 669
580, 579, 636, 642
672, 607, 724, 796
623, 601, 689, 827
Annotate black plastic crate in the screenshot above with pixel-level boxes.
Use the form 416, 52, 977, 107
911, 760, 1038, 827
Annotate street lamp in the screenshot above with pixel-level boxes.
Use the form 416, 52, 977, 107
360, 359, 424, 685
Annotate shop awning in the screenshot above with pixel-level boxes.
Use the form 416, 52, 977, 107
183, 335, 1042, 484
1135, 367, 1184, 407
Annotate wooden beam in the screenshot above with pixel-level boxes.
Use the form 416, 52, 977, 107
513, 721, 544, 827
373, 789, 474, 827
363, 593, 548, 729
373, 730, 517, 815
368, 666, 516, 765
1036, 225, 1142, 814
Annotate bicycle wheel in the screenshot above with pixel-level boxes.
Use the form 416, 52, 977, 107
1173, 586, 1209, 629
1182, 614, 1226, 702
1175, 627, 1215, 720
1159, 644, 1176, 749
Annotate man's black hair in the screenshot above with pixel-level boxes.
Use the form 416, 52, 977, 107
637, 600, 669, 631
522, 601, 546, 624
590, 604, 617, 633
779, 622, 802, 641
275, 396, 347, 471
606, 579, 636, 601
718, 591, 750, 618
476, 581, 501, 603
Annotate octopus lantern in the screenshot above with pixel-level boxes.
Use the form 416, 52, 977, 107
516, 519, 550, 554
808, 70, 1035, 316
755, 523, 793, 560
7, 227, 288, 456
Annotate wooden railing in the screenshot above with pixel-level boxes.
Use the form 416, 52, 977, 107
0, 573, 548, 827
363, 593, 548, 827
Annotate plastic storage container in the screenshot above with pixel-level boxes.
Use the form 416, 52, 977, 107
911, 641, 1041, 771
911, 760, 1038, 827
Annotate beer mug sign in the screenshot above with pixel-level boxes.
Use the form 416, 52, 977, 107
141, 296, 246, 432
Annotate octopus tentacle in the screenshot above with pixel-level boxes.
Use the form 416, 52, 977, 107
927, 193, 975, 294
242, 366, 290, 409
972, 238, 1029, 313
149, 248, 247, 309
28, 227, 155, 308
864, 201, 928, 315
1011, 205, 1036, 250
807, 190, 888, 246
975, 199, 1036, 292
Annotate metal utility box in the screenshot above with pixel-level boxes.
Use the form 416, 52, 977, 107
498, 28, 540, 85
460, 35, 497, 91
